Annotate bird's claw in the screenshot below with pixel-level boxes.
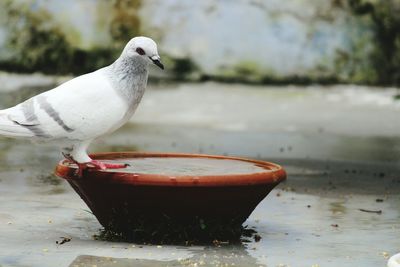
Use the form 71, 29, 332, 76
88, 160, 129, 170
74, 164, 87, 178
62, 153, 130, 178
62, 152, 86, 178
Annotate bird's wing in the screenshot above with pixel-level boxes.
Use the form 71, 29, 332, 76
0, 69, 127, 140
0, 105, 40, 138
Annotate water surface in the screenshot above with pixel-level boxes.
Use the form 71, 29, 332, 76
104, 157, 269, 176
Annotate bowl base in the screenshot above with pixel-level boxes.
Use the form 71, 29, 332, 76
93, 216, 258, 245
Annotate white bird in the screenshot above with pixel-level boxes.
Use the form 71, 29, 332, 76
0, 36, 164, 176
388, 253, 400, 267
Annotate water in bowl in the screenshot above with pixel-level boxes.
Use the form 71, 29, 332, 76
101, 157, 269, 176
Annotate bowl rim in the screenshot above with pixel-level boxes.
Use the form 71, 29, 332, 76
55, 152, 286, 187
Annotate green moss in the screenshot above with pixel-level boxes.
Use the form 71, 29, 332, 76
194, 1, 400, 86
0, 0, 142, 75
0, 1, 74, 74
205, 61, 339, 85
233, 61, 268, 82
333, 36, 378, 84
110, 0, 142, 47
93, 216, 258, 245
161, 55, 200, 80
70, 48, 117, 75
348, 0, 400, 85
212, 61, 267, 84
2, 0, 398, 86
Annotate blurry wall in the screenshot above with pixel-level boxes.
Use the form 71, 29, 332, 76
0, 0, 399, 85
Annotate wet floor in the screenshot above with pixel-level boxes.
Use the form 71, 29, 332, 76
0, 78, 399, 266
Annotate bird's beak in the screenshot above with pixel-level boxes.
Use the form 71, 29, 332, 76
150, 56, 164, 70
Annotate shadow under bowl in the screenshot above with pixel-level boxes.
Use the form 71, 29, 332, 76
55, 152, 286, 242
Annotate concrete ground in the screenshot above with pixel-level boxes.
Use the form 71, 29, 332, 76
0, 76, 399, 266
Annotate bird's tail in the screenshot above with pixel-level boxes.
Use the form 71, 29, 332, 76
0, 110, 34, 138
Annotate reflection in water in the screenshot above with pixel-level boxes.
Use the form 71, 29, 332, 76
70, 245, 264, 267
330, 135, 400, 164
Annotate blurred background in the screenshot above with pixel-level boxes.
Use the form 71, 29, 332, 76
0, 1, 399, 267
0, 0, 400, 85
0, 0, 399, 163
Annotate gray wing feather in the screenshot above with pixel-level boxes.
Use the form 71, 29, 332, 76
0, 99, 50, 138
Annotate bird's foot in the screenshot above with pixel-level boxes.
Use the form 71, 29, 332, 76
62, 153, 130, 177
62, 152, 88, 177
87, 160, 130, 170
75, 163, 88, 177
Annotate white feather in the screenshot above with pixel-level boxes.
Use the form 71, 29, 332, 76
0, 36, 161, 163
0, 112, 34, 138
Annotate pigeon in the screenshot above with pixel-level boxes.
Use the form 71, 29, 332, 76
0, 36, 164, 176
388, 252, 400, 267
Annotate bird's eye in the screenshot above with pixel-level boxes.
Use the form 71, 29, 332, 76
136, 47, 145, 55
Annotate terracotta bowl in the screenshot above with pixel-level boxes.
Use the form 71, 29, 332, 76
55, 152, 286, 242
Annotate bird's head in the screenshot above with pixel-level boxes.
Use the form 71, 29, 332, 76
123, 36, 164, 70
